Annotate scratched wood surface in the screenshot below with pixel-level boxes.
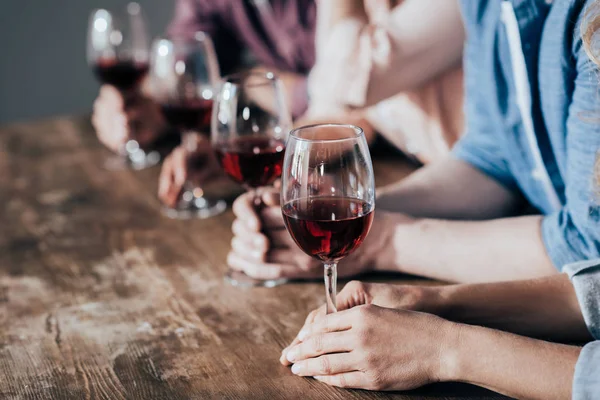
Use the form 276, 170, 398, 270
0, 116, 509, 400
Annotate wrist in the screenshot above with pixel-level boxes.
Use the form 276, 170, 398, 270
436, 321, 474, 383
372, 212, 421, 272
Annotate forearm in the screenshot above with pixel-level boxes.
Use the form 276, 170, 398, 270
363, 0, 464, 106
436, 274, 591, 342
376, 213, 558, 283
442, 323, 580, 400
377, 158, 521, 220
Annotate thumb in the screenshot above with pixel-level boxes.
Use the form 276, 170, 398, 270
336, 281, 372, 311
261, 189, 280, 207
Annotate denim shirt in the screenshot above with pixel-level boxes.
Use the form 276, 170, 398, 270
454, 0, 600, 269
564, 259, 600, 399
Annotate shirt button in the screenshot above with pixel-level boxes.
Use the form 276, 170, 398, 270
545, 0, 553, 4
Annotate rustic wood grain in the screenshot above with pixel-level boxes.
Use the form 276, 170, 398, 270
0, 116, 509, 399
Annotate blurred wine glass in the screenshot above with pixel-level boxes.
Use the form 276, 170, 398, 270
149, 33, 226, 219
87, 2, 159, 170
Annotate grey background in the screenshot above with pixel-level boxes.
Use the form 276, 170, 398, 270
0, 0, 172, 125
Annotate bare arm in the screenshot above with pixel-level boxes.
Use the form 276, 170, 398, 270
443, 323, 580, 400
283, 303, 581, 399
309, 0, 464, 113
435, 274, 591, 342
365, 158, 559, 282
377, 157, 522, 219
364, 0, 465, 105
373, 211, 557, 282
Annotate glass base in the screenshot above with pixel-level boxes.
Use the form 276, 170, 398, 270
104, 150, 161, 171
224, 269, 288, 288
162, 197, 227, 220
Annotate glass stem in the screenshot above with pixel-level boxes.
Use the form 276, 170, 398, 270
324, 263, 337, 314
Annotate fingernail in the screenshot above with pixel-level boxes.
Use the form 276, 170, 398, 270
291, 363, 302, 374
298, 330, 308, 341
286, 348, 298, 362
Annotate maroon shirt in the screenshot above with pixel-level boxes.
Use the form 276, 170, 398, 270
168, 0, 316, 117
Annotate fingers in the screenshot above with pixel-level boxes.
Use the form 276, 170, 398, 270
335, 280, 372, 311
172, 148, 188, 187
296, 311, 353, 342
280, 306, 326, 366
93, 86, 128, 152
285, 331, 354, 365
282, 308, 355, 365
261, 189, 280, 207
232, 188, 281, 230
158, 154, 175, 201
232, 193, 261, 231
313, 372, 368, 389
100, 84, 124, 107
227, 251, 321, 281
158, 148, 187, 207
260, 205, 284, 230
230, 236, 267, 261
291, 353, 357, 377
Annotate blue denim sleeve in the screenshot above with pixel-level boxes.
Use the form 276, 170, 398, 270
573, 341, 600, 400
564, 260, 600, 399
451, 22, 519, 192
541, 37, 600, 269
564, 260, 600, 339
452, 134, 519, 191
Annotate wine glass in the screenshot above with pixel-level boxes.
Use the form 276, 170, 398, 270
87, 3, 159, 170
281, 124, 376, 314
149, 33, 227, 219
212, 72, 291, 287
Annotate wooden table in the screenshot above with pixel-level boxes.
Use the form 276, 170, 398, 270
0, 116, 508, 399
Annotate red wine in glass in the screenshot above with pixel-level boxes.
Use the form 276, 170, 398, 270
282, 197, 374, 262
160, 99, 214, 134
215, 137, 286, 188
93, 58, 149, 91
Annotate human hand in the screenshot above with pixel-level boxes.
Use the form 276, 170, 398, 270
91, 84, 165, 153
281, 280, 442, 365
227, 188, 381, 281
158, 136, 223, 207
282, 304, 457, 391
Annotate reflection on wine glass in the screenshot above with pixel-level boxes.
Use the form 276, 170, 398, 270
212, 72, 291, 287
281, 124, 376, 314
149, 33, 226, 219
87, 2, 159, 170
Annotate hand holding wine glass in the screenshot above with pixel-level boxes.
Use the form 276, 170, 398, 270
150, 33, 226, 219
212, 72, 291, 287
92, 84, 166, 154
228, 187, 380, 281
158, 134, 223, 208
281, 124, 376, 314
87, 3, 160, 170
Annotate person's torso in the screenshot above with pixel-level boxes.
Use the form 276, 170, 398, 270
218, 0, 316, 74
460, 0, 589, 213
